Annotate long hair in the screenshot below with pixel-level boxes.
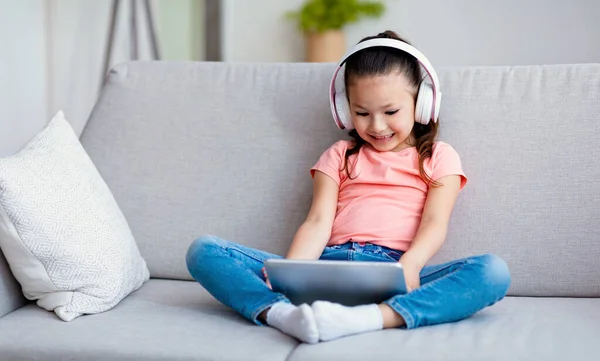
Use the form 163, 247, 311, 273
342, 30, 440, 186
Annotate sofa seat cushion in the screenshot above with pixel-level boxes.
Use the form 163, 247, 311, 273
0, 279, 297, 361
288, 296, 600, 361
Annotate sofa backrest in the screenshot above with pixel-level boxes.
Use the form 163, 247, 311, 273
80, 61, 600, 297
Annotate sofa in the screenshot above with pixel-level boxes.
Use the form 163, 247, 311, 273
0, 60, 599, 360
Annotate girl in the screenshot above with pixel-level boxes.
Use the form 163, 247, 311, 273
185, 30, 511, 344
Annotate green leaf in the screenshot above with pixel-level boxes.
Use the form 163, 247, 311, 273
286, 0, 386, 33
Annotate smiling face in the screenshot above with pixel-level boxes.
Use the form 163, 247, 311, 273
347, 71, 418, 152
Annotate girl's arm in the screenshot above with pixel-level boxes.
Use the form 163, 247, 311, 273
285, 171, 339, 260
402, 174, 463, 269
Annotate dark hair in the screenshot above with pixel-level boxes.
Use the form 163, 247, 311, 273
342, 30, 440, 187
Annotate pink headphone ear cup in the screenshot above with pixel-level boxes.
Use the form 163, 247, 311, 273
415, 81, 434, 125
335, 90, 354, 130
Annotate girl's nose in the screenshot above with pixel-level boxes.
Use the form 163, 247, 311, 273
370, 116, 387, 133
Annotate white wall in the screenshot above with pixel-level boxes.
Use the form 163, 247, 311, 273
0, 0, 49, 156
223, 0, 600, 66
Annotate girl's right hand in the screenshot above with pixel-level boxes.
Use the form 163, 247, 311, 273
261, 266, 272, 290
399, 255, 423, 292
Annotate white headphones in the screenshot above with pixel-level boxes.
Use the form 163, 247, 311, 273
329, 38, 442, 130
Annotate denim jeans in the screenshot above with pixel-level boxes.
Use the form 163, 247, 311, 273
185, 234, 511, 329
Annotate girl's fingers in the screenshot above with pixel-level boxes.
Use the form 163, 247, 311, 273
262, 267, 272, 289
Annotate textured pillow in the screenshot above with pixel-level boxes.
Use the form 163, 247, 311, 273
0, 111, 149, 321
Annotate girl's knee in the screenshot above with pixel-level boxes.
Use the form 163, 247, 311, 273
185, 234, 224, 266
476, 253, 511, 297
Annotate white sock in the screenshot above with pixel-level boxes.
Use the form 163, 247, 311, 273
312, 301, 383, 341
266, 302, 319, 344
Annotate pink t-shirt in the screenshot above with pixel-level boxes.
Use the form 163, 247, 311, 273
310, 140, 467, 251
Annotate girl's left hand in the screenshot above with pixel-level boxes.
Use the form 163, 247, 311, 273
261, 266, 272, 290
399, 256, 423, 292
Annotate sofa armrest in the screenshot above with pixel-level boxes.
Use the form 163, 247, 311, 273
0, 252, 27, 318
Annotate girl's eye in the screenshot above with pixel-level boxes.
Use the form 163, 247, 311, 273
385, 110, 399, 115
355, 112, 369, 117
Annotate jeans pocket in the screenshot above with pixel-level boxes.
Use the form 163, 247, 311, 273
321, 245, 351, 261
322, 245, 343, 254
381, 249, 402, 262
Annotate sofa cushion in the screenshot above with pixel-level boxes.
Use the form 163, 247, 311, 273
80, 62, 600, 297
0, 111, 149, 321
0, 252, 26, 317
288, 297, 600, 361
2, 285, 598, 361
0, 279, 298, 361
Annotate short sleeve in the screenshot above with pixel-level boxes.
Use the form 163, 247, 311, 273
430, 142, 468, 190
310, 140, 349, 185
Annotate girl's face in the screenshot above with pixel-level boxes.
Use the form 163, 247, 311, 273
347, 72, 417, 152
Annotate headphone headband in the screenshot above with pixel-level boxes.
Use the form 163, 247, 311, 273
329, 38, 441, 129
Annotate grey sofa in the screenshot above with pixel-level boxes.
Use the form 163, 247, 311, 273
1, 61, 599, 360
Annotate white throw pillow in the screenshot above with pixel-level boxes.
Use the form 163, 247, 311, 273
0, 111, 149, 321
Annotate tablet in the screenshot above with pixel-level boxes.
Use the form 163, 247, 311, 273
264, 259, 407, 306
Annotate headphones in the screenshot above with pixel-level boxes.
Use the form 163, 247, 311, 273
329, 38, 442, 130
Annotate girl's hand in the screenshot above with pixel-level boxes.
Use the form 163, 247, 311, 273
261, 266, 272, 290
399, 255, 423, 292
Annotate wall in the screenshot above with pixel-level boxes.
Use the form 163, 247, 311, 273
0, 0, 49, 156
222, 0, 600, 66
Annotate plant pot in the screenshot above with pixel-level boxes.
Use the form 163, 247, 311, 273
305, 30, 346, 62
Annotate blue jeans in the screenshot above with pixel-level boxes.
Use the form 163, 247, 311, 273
185, 235, 511, 329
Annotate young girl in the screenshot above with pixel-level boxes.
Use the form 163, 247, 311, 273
185, 30, 511, 344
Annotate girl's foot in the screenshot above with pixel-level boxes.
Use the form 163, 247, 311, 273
312, 301, 383, 341
266, 302, 319, 344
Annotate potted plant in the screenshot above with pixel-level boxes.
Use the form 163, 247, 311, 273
286, 0, 385, 62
